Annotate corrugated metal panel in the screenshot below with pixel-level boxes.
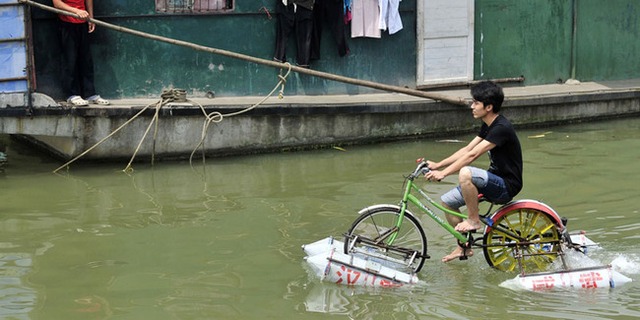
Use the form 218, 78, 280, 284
0, 0, 29, 93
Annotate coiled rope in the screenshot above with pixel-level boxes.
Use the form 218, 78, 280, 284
52, 64, 293, 174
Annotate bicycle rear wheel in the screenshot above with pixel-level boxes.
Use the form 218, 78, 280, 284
344, 205, 428, 273
482, 206, 562, 273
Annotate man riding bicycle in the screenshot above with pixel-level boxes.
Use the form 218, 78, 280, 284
424, 81, 523, 262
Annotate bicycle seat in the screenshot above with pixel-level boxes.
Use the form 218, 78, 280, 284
478, 194, 509, 205
478, 194, 491, 203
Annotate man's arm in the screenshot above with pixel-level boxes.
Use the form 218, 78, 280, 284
429, 136, 484, 169
86, 0, 95, 32
86, 0, 93, 17
425, 138, 495, 181
440, 139, 495, 177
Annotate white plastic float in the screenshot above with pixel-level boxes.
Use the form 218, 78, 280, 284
302, 233, 632, 290
500, 232, 632, 291
509, 265, 632, 291
302, 237, 419, 288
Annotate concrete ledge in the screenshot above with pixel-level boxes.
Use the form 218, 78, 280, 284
1, 80, 639, 161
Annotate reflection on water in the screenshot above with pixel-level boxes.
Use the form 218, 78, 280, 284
0, 117, 639, 319
0, 253, 36, 319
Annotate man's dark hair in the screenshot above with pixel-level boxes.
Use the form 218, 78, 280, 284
471, 81, 504, 113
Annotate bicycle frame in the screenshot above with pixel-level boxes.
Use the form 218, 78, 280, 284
398, 177, 471, 244
392, 166, 561, 249
389, 174, 467, 243
385, 160, 519, 247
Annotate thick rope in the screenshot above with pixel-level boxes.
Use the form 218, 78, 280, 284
188, 63, 293, 168
52, 70, 291, 173
52, 101, 156, 173
123, 98, 163, 173
18, 0, 468, 106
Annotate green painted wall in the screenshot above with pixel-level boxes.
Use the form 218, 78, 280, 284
29, 0, 640, 99
474, 0, 573, 84
575, 0, 640, 81
474, 0, 640, 85
31, 0, 417, 99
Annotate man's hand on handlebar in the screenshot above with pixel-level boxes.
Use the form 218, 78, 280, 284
425, 169, 445, 182
416, 157, 445, 181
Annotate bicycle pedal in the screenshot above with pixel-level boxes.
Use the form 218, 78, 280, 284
459, 255, 468, 261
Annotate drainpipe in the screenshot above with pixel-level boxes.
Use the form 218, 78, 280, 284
570, 0, 577, 80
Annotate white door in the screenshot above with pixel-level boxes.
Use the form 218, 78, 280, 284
417, 0, 474, 87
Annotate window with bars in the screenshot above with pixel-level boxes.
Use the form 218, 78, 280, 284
156, 0, 234, 14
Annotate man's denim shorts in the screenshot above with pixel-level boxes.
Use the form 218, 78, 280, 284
441, 166, 511, 210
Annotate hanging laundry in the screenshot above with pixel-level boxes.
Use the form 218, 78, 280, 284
310, 0, 350, 60
343, 0, 352, 24
379, 0, 402, 35
273, 0, 315, 67
350, 0, 381, 38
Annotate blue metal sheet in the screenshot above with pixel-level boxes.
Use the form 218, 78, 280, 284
0, 42, 27, 75
0, 6, 26, 39
0, 3, 28, 93
0, 80, 27, 92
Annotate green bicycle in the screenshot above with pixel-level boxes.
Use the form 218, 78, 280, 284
343, 159, 574, 274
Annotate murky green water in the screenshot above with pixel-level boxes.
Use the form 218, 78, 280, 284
1, 117, 639, 319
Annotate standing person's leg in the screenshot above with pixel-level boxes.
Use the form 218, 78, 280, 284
59, 21, 81, 100
77, 22, 96, 99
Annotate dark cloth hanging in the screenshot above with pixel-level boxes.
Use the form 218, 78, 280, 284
294, 0, 315, 10
273, 1, 315, 67
310, 0, 349, 60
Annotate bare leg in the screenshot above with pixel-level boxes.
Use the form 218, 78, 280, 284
441, 202, 474, 262
443, 202, 462, 227
455, 167, 483, 232
442, 246, 474, 262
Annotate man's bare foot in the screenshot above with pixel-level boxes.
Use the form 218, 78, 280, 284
454, 219, 483, 232
441, 246, 474, 262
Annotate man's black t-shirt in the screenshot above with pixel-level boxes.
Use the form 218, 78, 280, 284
478, 115, 523, 197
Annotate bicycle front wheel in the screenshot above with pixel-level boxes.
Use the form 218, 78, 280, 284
344, 205, 428, 273
482, 206, 561, 273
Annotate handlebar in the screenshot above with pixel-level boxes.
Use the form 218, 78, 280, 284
410, 158, 430, 179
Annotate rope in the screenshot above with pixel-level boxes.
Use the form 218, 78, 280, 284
52, 101, 157, 173
18, 0, 468, 106
160, 89, 187, 102
52, 68, 292, 173
187, 63, 293, 168
123, 99, 163, 173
